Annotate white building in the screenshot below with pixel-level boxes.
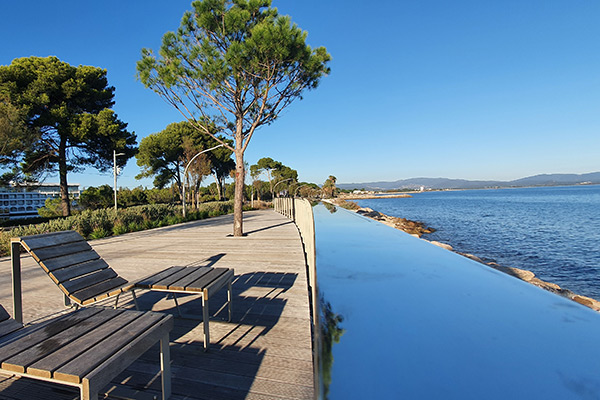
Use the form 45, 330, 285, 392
0, 183, 80, 220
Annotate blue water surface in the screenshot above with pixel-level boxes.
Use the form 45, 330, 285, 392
355, 185, 600, 299
314, 201, 600, 399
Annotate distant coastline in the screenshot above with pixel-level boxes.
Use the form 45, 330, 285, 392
338, 171, 600, 192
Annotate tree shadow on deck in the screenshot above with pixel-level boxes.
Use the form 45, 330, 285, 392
117, 271, 304, 399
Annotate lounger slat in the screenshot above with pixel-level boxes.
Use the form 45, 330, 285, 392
54, 312, 165, 384
82, 314, 173, 395
70, 277, 129, 305
0, 308, 102, 365
31, 241, 91, 262
41, 250, 101, 272
147, 267, 201, 290
0, 307, 11, 323
59, 268, 119, 294
0, 320, 23, 338
166, 267, 213, 291
135, 266, 183, 287
16, 231, 85, 250
51, 259, 110, 284
26, 310, 140, 379
2, 309, 125, 375
206, 268, 235, 297
185, 268, 229, 293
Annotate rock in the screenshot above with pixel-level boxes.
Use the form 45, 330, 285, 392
430, 241, 453, 251
530, 277, 561, 291
488, 264, 535, 282
460, 253, 484, 264
573, 295, 600, 311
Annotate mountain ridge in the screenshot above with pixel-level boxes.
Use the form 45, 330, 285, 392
338, 172, 600, 191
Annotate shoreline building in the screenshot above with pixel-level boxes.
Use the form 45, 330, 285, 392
0, 183, 80, 220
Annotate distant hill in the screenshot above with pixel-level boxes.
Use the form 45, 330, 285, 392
338, 172, 600, 191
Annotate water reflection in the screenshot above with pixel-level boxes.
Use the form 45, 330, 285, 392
322, 202, 337, 213
319, 296, 345, 400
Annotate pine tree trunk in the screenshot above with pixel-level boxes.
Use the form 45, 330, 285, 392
58, 138, 71, 216
233, 148, 244, 236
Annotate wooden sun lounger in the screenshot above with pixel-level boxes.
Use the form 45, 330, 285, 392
11, 230, 234, 350
0, 303, 172, 400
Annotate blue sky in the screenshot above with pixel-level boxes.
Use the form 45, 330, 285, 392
1, 0, 599, 188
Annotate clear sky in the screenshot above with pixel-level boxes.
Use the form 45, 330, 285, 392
1, 0, 599, 188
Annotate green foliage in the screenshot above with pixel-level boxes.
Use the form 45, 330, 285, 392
146, 187, 178, 204
79, 185, 114, 210
117, 187, 147, 208
0, 92, 29, 166
0, 201, 234, 256
0, 56, 137, 216
38, 197, 66, 218
112, 222, 128, 236
250, 157, 298, 199
322, 175, 337, 198
136, 121, 231, 195
137, 0, 330, 236
89, 227, 110, 240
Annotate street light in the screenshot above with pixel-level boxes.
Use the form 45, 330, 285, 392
294, 184, 312, 197
182, 143, 225, 218
113, 150, 125, 210
273, 178, 295, 198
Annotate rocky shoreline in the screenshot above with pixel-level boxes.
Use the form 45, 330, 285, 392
330, 199, 600, 312
339, 193, 413, 200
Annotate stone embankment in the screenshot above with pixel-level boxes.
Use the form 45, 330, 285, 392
342, 201, 600, 312
340, 193, 413, 200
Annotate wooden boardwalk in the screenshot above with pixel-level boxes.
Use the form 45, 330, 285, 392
0, 210, 315, 399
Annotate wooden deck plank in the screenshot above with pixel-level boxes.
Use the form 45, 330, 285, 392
0, 210, 315, 399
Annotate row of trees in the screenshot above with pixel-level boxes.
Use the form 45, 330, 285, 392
1, 0, 331, 236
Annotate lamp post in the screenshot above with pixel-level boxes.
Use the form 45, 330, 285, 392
273, 178, 295, 198
182, 144, 225, 218
294, 184, 311, 197
113, 150, 125, 210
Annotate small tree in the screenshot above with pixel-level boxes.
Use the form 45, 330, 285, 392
137, 0, 330, 236
322, 175, 337, 198
136, 121, 232, 204
0, 56, 136, 216
250, 157, 281, 199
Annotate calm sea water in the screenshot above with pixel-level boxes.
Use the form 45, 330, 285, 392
355, 185, 600, 299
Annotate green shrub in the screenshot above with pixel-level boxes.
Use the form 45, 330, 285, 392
89, 227, 110, 240
112, 222, 128, 236
0, 200, 235, 257
127, 222, 142, 232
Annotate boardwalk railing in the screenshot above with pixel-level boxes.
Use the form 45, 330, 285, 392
273, 198, 317, 307
273, 198, 319, 394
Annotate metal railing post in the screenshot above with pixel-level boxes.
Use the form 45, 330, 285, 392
11, 240, 23, 323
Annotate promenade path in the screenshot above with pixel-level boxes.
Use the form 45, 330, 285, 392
0, 210, 314, 400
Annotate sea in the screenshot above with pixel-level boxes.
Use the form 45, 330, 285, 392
354, 185, 600, 299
